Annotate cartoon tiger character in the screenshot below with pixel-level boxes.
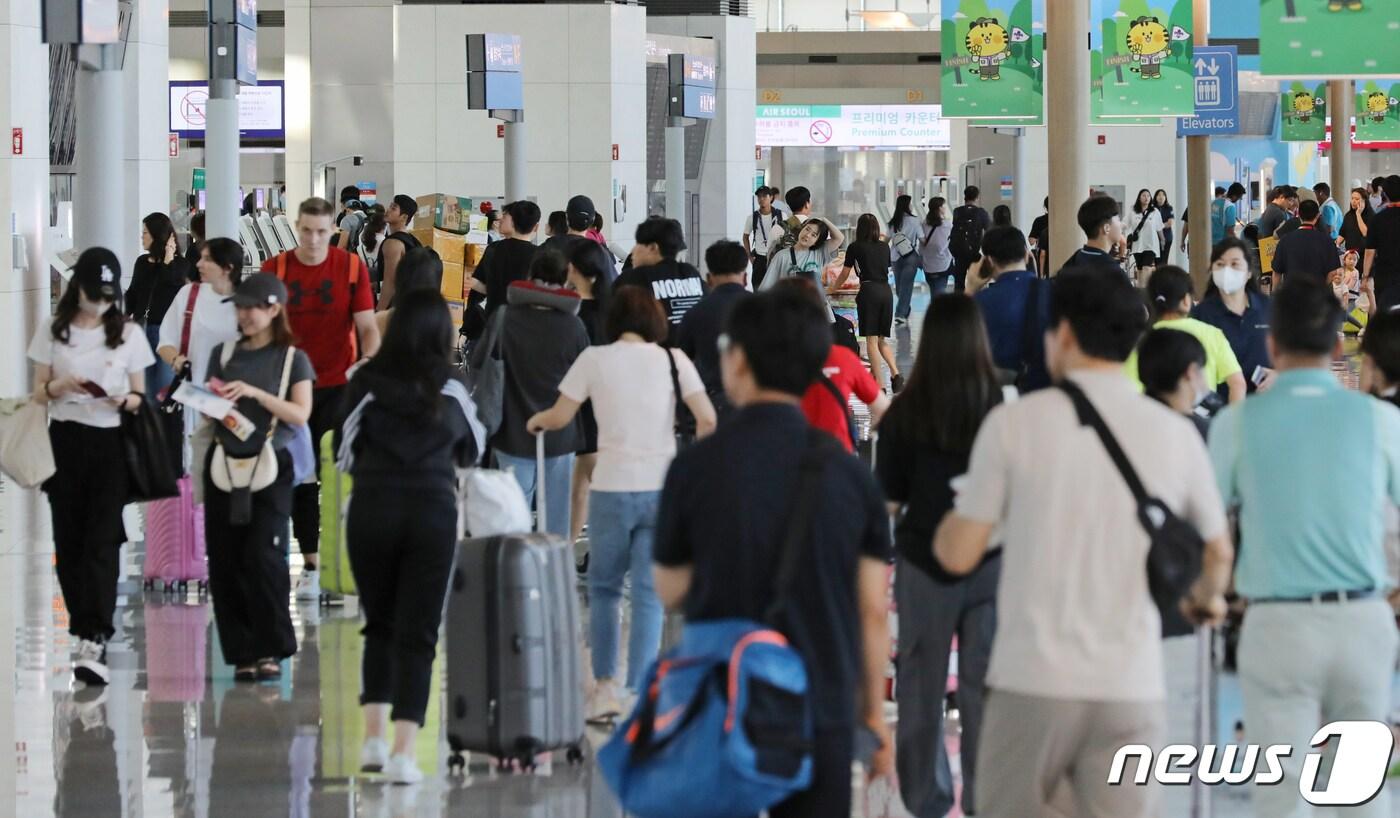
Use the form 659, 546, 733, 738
965, 17, 1010, 81
1293, 90, 1318, 122
1367, 91, 1391, 123
1126, 16, 1170, 79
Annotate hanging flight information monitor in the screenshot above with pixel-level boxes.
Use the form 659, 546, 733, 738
667, 52, 718, 120
466, 33, 523, 111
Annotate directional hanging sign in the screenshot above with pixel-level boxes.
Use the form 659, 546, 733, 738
1177, 45, 1239, 136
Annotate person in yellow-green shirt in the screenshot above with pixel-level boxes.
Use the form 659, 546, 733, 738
1127, 266, 1247, 404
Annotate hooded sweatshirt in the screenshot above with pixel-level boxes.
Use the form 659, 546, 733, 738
335, 365, 485, 491
494, 280, 591, 458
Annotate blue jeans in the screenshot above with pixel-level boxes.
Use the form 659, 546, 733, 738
587, 490, 663, 690
493, 450, 574, 541
144, 323, 175, 401
893, 253, 923, 320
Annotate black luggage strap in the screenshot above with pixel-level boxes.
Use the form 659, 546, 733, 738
1059, 380, 1151, 505
818, 376, 858, 451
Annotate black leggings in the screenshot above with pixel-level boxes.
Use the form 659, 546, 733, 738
204, 448, 298, 666
347, 486, 457, 725
46, 421, 128, 643
291, 385, 345, 558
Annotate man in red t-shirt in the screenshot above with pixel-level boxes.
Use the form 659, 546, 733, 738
261, 196, 381, 597
801, 344, 889, 453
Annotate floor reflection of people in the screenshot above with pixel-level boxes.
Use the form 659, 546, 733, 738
53, 688, 120, 818
210, 684, 307, 817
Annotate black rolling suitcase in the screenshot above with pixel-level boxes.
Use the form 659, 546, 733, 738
446, 434, 586, 772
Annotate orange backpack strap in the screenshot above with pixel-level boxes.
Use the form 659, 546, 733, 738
348, 253, 362, 287
275, 252, 287, 280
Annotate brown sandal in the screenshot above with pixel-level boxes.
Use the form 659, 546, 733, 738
256, 659, 281, 680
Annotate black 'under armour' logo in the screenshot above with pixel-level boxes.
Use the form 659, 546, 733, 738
287, 280, 334, 307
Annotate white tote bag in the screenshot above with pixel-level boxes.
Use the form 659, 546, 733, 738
0, 398, 55, 488
458, 468, 532, 539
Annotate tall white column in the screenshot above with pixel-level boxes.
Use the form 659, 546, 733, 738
122, 0, 171, 273
74, 53, 126, 256
1045, 0, 1090, 271
205, 79, 241, 240
503, 117, 526, 203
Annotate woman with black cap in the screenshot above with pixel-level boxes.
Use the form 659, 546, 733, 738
202, 272, 315, 682
29, 248, 155, 686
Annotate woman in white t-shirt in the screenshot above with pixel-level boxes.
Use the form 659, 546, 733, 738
156, 237, 243, 499
29, 248, 155, 687
529, 287, 716, 722
1127, 188, 1165, 281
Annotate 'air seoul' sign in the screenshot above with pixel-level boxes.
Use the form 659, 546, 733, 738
756, 105, 951, 150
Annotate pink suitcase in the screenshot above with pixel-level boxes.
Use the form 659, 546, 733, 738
144, 601, 208, 702
144, 475, 209, 593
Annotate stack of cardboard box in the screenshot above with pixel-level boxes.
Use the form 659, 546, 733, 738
411, 193, 487, 326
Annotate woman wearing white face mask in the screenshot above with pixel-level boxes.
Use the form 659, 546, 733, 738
29, 248, 155, 687
1191, 237, 1276, 393
1126, 264, 1247, 405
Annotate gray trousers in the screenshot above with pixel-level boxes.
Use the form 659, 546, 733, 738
895, 555, 998, 818
975, 690, 1165, 818
1239, 598, 1397, 818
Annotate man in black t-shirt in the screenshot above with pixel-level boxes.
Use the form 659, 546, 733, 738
1028, 196, 1050, 276
470, 200, 541, 316
1273, 199, 1342, 286
540, 194, 595, 259
654, 286, 893, 818
949, 187, 992, 292
675, 240, 751, 422
1366, 176, 1400, 311
1062, 194, 1127, 277
614, 217, 706, 329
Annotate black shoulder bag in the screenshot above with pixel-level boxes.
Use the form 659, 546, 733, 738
1059, 381, 1202, 637
667, 348, 697, 447
818, 376, 859, 450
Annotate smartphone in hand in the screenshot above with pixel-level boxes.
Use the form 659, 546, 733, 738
80, 380, 108, 398
207, 377, 227, 396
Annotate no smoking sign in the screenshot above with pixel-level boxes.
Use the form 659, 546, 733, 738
180, 90, 209, 128
809, 120, 833, 144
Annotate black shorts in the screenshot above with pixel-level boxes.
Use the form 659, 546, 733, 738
856, 280, 894, 337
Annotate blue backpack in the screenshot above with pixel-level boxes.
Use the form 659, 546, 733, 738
597, 432, 834, 818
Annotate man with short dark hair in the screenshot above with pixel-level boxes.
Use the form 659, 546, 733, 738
743, 187, 783, 290
765, 186, 816, 261
974, 226, 1051, 391
1315, 181, 1343, 242
262, 197, 382, 595
472, 200, 541, 316
1209, 276, 1400, 818
1272, 199, 1342, 285
1365, 175, 1400, 311
541, 195, 596, 259
675, 240, 752, 422
1257, 185, 1294, 239
949, 186, 992, 292
615, 217, 706, 327
936, 265, 1232, 818
653, 286, 895, 818
1062, 195, 1126, 275
375, 193, 423, 310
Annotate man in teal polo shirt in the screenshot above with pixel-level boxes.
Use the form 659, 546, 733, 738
1209, 277, 1400, 818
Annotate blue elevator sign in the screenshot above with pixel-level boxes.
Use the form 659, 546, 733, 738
1178, 46, 1239, 136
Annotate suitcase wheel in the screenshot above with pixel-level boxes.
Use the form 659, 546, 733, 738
566, 744, 585, 765
142, 578, 155, 591
163, 581, 176, 594
197, 581, 208, 597
177, 580, 188, 593
447, 752, 467, 775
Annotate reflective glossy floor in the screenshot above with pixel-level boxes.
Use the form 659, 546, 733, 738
4, 288, 1398, 818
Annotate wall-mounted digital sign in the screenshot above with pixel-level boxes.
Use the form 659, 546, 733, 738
169, 80, 284, 139
756, 104, 951, 149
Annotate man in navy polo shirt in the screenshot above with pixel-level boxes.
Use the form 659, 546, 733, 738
974, 226, 1051, 392
1272, 199, 1343, 285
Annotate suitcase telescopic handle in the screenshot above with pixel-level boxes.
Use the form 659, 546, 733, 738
535, 431, 546, 534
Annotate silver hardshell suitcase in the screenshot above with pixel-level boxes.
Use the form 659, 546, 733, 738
446, 435, 586, 771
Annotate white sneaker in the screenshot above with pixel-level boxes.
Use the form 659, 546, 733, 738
383, 753, 424, 785
586, 680, 622, 725
74, 639, 110, 686
360, 737, 390, 773
294, 568, 321, 601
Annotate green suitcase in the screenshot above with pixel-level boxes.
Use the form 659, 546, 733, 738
318, 431, 358, 599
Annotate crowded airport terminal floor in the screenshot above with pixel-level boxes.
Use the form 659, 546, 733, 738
11, 0, 1400, 816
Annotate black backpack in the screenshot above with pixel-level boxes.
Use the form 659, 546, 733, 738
949, 206, 985, 260
373, 230, 423, 286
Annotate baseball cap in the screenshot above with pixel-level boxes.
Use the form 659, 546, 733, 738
70, 247, 123, 303
566, 195, 596, 231
224, 272, 289, 308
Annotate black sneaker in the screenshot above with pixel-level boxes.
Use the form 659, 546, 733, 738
74, 639, 110, 686
890, 373, 905, 394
